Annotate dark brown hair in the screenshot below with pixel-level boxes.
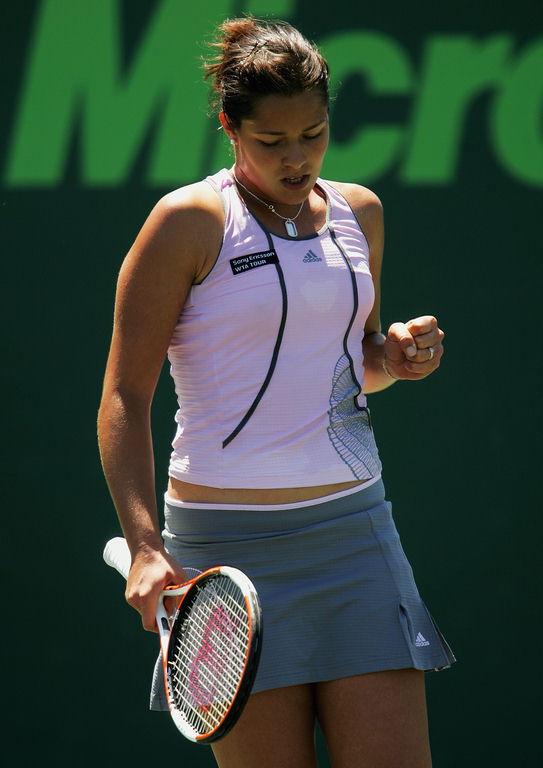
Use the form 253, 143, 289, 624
204, 17, 330, 127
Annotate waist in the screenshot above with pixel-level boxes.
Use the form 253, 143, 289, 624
167, 476, 383, 505
163, 477, 386, 537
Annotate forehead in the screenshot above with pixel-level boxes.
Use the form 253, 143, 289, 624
242, 91, 328, 133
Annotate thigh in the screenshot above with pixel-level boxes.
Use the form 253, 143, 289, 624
316, 669, 432, 768
211, 684, 318, 768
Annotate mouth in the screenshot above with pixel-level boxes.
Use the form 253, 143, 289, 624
281, 174, 310, 189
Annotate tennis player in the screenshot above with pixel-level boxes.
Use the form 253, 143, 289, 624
98, 17, 455, 767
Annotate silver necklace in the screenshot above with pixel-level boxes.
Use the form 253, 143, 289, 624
233, 174, 305, 237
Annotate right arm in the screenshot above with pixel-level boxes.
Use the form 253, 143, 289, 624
97, 183, 223, 630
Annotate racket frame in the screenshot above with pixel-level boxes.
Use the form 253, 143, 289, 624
163, 566, 262, 742
103, 537, 262, 743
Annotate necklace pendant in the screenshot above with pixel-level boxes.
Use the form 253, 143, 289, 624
284, 219, 298, 237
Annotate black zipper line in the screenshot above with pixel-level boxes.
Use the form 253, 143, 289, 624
222, 231, 288, 448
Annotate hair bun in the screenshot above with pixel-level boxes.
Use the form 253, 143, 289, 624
204, 17, 329, 126
219, 18, 260, 47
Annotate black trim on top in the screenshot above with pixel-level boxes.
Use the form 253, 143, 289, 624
328, 224, 365, 413
232, 170, 331, 242
222, 230, 288, 448
321, 179, 371, 251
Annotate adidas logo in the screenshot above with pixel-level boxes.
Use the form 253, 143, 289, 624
415, 632, 430, 647
303, 249, 322, 263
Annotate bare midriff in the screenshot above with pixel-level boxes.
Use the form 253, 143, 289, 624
167, 476, 367, 505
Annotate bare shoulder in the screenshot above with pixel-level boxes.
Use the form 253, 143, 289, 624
150, 180, 224, 248
327, 181, 383, 227
159, 179, 224, 220
129, 180, 224, 283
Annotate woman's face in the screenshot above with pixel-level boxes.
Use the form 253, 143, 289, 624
223, 90, 329, 206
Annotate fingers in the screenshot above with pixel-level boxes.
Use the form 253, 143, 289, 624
384, 316, 445, 380
404, 341, 444, 376
385, 322, 417, 363
126, 549, 187, 632
406, 318, 444, 357
405, 315, 440, 337
163, 594, 181, 619
125, 581, 161, 632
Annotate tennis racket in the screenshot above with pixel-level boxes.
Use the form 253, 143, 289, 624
103, 537, 263, 743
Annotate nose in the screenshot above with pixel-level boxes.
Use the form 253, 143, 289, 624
282, 141, 306, 170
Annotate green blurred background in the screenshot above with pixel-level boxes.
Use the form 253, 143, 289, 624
3, 1, 541, 765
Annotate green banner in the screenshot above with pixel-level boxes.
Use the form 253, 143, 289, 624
4, 0, 542, 186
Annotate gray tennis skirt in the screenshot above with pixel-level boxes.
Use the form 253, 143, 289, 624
150, 478, 455, 710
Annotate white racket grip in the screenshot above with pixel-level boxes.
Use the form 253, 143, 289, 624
103, 536, 131, 580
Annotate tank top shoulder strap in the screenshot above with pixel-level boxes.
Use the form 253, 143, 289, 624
205, 168, 270, 247
205, 168, 242, 226
317, 178, 370, 249
317, 178, 356, 220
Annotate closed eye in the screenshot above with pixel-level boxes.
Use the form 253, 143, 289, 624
259, 131, 323, 147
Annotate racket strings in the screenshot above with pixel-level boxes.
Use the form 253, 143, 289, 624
168, 576, 251, 735
171, 590, 248, 729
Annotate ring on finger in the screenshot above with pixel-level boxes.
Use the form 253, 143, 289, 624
428, 346, 435, 361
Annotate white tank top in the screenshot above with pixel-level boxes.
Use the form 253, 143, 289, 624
167, 168, 381, 488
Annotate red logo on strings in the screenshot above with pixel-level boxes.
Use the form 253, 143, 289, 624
189, 605, 237, 708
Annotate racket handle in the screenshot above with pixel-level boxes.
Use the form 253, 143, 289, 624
103, 536, 131, 580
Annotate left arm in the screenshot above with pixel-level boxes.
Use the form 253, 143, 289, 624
335, 183, 445, 393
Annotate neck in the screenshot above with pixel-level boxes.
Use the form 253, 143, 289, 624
234, 170, 307, 216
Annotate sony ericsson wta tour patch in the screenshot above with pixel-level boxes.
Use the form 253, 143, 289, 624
230, 250, 279, 275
